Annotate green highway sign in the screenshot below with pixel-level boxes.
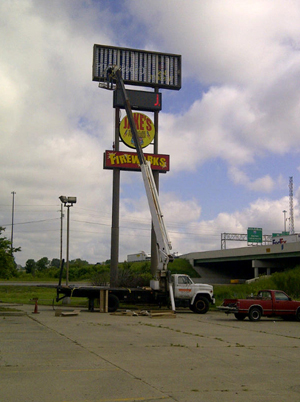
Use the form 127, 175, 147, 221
272, 232, 290, 237
247, 227, 263, 243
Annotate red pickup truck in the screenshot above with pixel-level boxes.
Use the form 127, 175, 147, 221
218, 289, 300, 321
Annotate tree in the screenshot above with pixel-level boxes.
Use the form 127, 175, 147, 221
25, 259, 37, 275
50, 258, 61, 268
36, 257, 50, 271
0, 227, 20, 279
69, 259, 89, 269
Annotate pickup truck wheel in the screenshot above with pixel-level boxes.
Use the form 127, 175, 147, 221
248, 307, 262, 322
108, 294, 119, 312
296, 309, 300, 321
193, 297, 209, 314
234, 313, 246, 321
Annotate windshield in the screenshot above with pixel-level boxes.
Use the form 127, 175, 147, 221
178, 276, 192, 285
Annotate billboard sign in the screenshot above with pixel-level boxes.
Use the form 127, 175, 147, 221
247, 227, 263, 243
113, 89, 162, 112
104, 150, 169, 172
119, 112, 155, 149
93, 44, 181, 90
272, 234, 300, 244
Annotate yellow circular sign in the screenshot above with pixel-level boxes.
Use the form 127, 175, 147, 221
119, 113, 155, 149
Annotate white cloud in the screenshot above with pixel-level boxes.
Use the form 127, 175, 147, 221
129, 0, 300, 165
128, 1, 300, 84
228, 167, 276, 193
169, 194, 296, 254
0, 1, 116, 265
159, 86, 262, 172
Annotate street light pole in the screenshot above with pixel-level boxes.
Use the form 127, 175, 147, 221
66, 204, 70, 286
11, 191, 16, 255
59, 196, 77, 286
60, 203, 64, 271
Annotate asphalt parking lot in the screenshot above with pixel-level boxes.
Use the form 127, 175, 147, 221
1, 304, 300, 402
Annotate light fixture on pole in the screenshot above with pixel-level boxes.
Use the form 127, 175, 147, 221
59, 196, 77, 286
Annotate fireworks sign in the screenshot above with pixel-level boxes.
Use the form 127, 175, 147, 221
104, 150, 170, 172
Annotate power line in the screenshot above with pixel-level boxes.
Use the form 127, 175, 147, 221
3, 218, 60, 227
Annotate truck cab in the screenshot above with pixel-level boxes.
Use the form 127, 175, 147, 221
171, 274, 215, 313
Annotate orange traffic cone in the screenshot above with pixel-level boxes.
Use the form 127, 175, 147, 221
32, 298, 39, 314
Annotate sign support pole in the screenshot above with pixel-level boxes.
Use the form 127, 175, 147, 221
151, 88, 159, 279
110, 107, 120, 287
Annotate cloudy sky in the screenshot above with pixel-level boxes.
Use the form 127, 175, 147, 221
1, 0, 300, 266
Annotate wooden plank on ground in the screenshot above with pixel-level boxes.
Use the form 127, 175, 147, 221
110, 309, 176, 318
150, 310, 176, 318
55, 309, 80, 316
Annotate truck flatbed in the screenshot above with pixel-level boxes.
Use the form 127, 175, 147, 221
54, 283, 168, 312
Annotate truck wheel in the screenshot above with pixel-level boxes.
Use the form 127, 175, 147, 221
248, 307, 261, 322
234, 313, 246, 321
193, 297, 209, 314
108, 294, 119, 312
296, 309, 300, 321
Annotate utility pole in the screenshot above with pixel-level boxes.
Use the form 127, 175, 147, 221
60, 203, 64, 270
59, 196, 77, 286
11, 191, 16, 255
151, 88, 159, 278
110, 106, 120, 287
66, 204, 70, 286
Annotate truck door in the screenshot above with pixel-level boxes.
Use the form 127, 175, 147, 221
258, 291, 273, 315
175, 275, 193, 299
273, 291, 295, 316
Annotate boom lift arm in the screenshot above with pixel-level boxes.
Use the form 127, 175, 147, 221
108, 66, 175, 310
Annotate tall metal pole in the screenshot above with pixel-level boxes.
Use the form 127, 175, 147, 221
59, 196, 76, 289
66, 205, 70, 286
60, 203, 64, 270
151, 89, 159, 278
11, 191, 16, 255
110, 107, 120, 287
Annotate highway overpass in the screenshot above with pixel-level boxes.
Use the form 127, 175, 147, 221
181, 241, 300, 284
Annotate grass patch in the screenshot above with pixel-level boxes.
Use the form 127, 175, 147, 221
168, 258, 200, 277
213, 267, 300, 306
0, 286, 87, 307
0, 306, 21, 312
